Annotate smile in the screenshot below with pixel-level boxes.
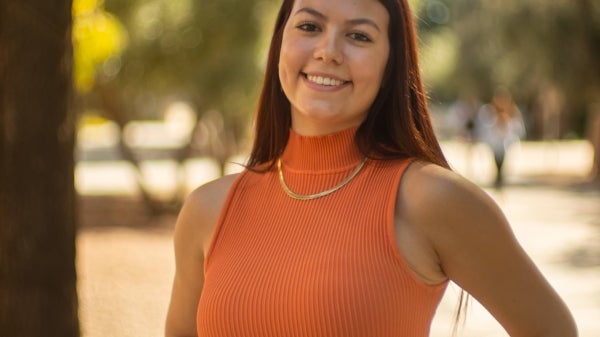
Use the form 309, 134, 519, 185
304, 73, 349, 87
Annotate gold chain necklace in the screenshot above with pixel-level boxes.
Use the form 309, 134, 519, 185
277, 157, 368, 200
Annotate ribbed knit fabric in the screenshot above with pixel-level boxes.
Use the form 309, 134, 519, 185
197, 127, 448, 337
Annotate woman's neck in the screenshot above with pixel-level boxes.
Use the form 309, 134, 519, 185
281, 126, 363, 172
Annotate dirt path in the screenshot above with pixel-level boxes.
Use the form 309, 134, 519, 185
77, 225, 174, 337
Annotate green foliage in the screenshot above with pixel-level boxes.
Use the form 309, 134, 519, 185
416, 0, 600, 136
102, 0, 274, 122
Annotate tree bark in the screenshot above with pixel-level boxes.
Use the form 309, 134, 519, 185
589, 104, 600, 181
0, 0, 80, 336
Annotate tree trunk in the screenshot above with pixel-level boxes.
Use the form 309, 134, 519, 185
0, 0, 80, 336
589, 104, 600, 181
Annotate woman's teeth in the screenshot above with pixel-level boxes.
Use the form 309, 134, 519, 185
306, 74, 346, 86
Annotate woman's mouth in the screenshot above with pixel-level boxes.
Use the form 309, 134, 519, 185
303, 73, 349, 87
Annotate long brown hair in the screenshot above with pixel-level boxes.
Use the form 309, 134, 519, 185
247, 0, 467, 329
247, 0, 449, 170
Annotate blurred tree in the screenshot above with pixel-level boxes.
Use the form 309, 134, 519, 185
417, 0, 600, 137
72, 0, 275, 212
0, 0, 79, 336
72, 0, 169, 213
95, 0, 271, 158
416, 0, 600, 179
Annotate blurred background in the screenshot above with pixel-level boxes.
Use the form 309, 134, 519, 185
2, 0, 599, 336
73, 0, 600, 202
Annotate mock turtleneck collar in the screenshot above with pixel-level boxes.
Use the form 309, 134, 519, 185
280, 127, 363, 172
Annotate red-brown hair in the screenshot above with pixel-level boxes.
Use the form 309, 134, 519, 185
247, 0, 449, 169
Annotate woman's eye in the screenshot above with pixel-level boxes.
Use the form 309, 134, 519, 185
297, 22, 319, 32
349, 32, 372, 42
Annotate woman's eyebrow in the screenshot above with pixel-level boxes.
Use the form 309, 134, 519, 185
294, 7, 327, 20
294, 7, 381, 32
346, 18, 380, 32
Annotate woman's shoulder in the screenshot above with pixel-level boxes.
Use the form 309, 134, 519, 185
398, 160, 525, 272
176, 173, 240, 254
399, 161, 505, 236
402, 160, 490, 205
394, 161, 498, 283
187, 173, 240, 209
185, 173, 240, 226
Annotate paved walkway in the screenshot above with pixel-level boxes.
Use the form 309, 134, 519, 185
76, 141, 600, 337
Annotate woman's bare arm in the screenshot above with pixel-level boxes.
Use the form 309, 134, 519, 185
165, 174, 238, 337
402, 162, 577, 337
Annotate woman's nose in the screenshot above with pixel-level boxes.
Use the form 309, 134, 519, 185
312, 31, 344, 65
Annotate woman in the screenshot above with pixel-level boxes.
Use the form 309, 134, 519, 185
165, 0, 577, 336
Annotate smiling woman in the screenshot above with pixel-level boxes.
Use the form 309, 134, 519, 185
279, 0, 390, 135
165, 0, 578, 336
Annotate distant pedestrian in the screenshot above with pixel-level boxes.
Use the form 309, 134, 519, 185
477, 87, 525, 187
449, 92, 480, 142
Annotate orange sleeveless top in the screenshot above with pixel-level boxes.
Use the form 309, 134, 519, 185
197, 127, 447, 337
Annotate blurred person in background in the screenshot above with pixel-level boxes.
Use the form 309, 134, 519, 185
449, 91, 481, 143
477, 87, 526, 187
448, 92, 481, 177
165, 0, 576, 336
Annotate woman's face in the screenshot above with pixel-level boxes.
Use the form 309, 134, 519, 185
279, 0, 390, 136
